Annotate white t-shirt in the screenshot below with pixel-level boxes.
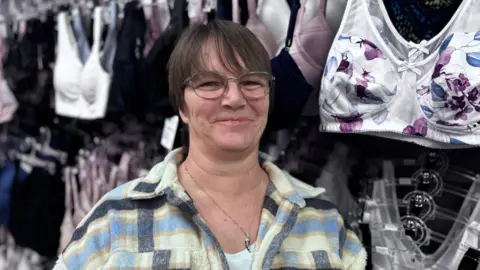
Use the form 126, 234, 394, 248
225, 245, 254, 270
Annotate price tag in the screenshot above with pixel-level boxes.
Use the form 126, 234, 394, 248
161, 115, 179, 151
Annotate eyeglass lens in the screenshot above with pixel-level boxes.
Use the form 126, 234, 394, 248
188, 71, 271, 99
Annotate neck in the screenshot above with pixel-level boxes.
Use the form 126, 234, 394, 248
182, 142, 266, 196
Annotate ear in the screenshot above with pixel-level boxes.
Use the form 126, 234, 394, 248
179, 109, 189, 124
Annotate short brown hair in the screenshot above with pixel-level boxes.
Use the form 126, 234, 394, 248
167, 20, 272, 112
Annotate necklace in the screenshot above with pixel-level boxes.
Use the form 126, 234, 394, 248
184, 164, 253, 252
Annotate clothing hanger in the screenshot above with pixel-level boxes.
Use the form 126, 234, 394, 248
370, 160, 480, 269
33, 126, 68, 164
9, 137, 56, 175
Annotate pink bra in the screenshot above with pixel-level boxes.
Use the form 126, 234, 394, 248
233, 0, 277, 58
290, 0, 334, 90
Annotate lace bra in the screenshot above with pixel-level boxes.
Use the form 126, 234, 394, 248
320, 0, 480, 148
54, 7, 115, 120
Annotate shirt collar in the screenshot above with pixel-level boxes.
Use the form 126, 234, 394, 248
127, 148, 325, 207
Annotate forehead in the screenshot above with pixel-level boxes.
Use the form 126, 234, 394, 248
194, 38, 248, 75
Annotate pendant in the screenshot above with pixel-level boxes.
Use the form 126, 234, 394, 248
245, 233, 251, 252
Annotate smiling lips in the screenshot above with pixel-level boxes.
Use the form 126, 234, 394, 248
215, 118, 252, 126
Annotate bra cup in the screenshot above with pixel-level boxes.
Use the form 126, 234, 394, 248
417, 32, 480, 131
246, 18, 277, 58
54, 13, 82, 103
290, 17, 334, 89
322, 35, 399, 119
81, 56, 99, 106
257, 0, 290, 50
298, 17, 334, 71
54, 54, 81, 103
290, 0, 333, 89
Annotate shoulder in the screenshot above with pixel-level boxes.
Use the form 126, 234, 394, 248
59, 160, 172, 269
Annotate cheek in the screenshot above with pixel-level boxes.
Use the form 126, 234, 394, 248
251, 99, 270, 120
187, 101, 218, 124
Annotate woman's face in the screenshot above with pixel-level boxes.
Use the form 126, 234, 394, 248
179, 45, 270, 153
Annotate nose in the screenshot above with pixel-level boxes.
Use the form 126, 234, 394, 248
221, 79, 246, 110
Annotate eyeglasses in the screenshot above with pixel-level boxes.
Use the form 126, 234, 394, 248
183, 71, 274, 99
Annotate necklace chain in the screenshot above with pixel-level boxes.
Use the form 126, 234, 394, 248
184, 164, 253, 252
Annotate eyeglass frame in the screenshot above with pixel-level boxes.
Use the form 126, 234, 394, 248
182, 71, 275, 100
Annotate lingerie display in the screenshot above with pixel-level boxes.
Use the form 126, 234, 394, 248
1, 0, 480, 269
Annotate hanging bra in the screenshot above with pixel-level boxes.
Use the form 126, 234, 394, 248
367, 162, 480, 270
54, 7, 115, 120
234, 0, 276, 58
268, 0, 313, 129
0, 33, 18, 124
144, 0, 170, 55
320, 0, 480, 148
257, 0, 290, 56
290, 0, 333, 89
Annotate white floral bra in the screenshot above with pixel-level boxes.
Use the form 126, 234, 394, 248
320, 0, 480, 148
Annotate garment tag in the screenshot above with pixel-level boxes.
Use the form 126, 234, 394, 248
161, 115, 179, 151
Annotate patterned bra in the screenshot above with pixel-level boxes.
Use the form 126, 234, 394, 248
320, 0, 480, 148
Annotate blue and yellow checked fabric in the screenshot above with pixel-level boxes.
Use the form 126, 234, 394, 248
54, 148, 367, 269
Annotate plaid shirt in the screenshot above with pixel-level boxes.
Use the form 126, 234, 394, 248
54, 148, 366, 270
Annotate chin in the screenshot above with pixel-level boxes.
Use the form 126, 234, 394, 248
214, 135, 255, 152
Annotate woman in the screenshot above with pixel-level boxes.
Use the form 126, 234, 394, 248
54, 20, 366, 270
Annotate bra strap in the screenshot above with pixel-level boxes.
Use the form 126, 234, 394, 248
320, 0, 327, 12
108, 0, 117, 32
196, 0, 206, 25
246, 0, 257, 19
285, 0, 300, 49
91, 7, 104, 53
232, 0, 240, 23
0, 34, 6, 77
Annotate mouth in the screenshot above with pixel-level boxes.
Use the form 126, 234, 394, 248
215, 118, 252, 126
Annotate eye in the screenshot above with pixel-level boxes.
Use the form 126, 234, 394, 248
196, 80, 224, 91
200, 81, 222, 87
242, 80, 261, 86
